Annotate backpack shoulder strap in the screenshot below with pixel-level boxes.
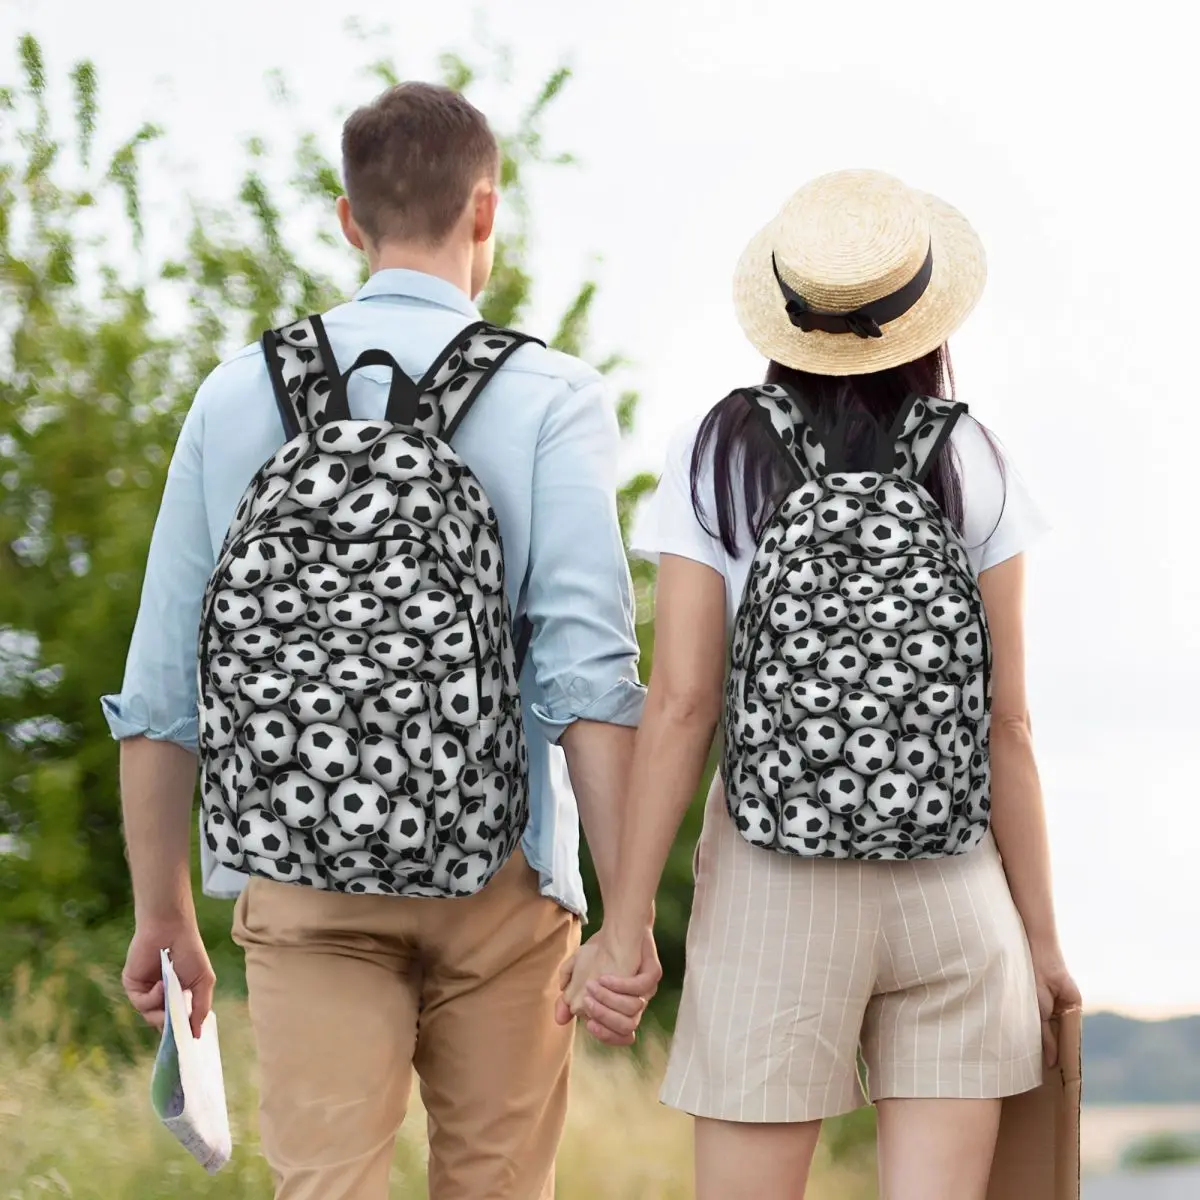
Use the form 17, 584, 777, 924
262, 314, 351, 439
887, 394, 968, 483
740, 382, 829, 482
412, 322, 544, 441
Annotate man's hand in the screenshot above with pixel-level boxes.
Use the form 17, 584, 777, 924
555, 926, 660, 1046
123, 919, 215, 1040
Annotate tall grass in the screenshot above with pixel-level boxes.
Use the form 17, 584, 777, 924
0, 969, 876, 1198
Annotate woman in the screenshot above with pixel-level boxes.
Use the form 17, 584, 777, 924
562, 170, 1080, 1200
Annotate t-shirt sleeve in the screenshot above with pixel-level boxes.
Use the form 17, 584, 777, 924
629, 418, 724, 575
954, 414, 1051, 575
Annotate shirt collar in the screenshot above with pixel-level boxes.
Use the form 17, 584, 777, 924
354, 268, 481, 319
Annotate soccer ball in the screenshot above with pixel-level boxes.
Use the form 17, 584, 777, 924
326, 540, 381, 574
754, 660, 790, 703
866, 768, 919, 819
200, 692, 237, 750
795, 716, 847, 766
328, 478, 399, 537
296, 562, 352, 600
926, 593, 974, 631
219, 744, 255, 804
243, 710, 299, 769
954, 626, 986, 667
472, 526, 505, 594
438, 514, 475, 572
213, 589, 263, 632
815, 494, 864, 533
810, 591, 850, 628
781, 557, 832, 597
865, 594, 915, 631
817, 765, 867, 815
238, 806, 291, 860
359, 734, 409, 792
431, 619, 475, 666
262, 433, 313, 478
897, 566, 946, 602
963, 670, 987, 720
400, 709, 434, 770
843, 727, 897, 774
239, 670, 295, 709
284, 681, 345, 726
732, 796, 776, 846
780, 630, 828, 669
297, 722, 359, 783
396, 480, 446, 529
326, 849, 390, 885
911, 781, 952, 827
398, 589, 459, 637
273, 641, 330, 677
839, 572, 885, 603
318, 628, 371, 656
778, 510, 817, 553
432, 732, 468, 790
446, 851, 496, 897
860, 555, 907, 580
754, 741, 805, 795
329, 778, 390, 838
933, 717, 958, 758
328, 654, 385, 697
288, 452, 350, 507
779, 479, 824, 517
910, 518, 948, 552
369, 431, 436, 482
204, 805, 244, 866
227, 625, 283, 660
438, 669, 480, 725
826, 471, 881, 496
367, 555, 423, 602
733, 699, 776, 748
779, 797, 831, 851
314, 421, 390, 456
816, 645, 869, 686
865, 660, 919, 700
492, 714, 521, 772
208, 652, 246, 696
380, 794, 425, 854
269, 770, 327, 829
896, 733, 938, 780
900, 700, 938, 735
261, 583, 306, 625
854, 515, 913, 557
325, 591, 385, 631
452, 798, 497, 853
914, 682, 957, 717
787, 678, 841, 716
368, 633, 426, 672
223, 542, 276, 590
837, 689, 890, 729
858, 628, 902, 662
873, 479, 923, 520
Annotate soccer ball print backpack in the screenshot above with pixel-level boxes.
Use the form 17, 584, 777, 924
196, 314, 540, 898
724, 383, 992, 861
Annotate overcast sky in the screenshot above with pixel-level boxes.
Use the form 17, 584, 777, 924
2, 0, 1196, 1016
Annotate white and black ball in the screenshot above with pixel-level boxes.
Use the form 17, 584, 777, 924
297, 722, 359, 783
843, 727, 897, 774
269, 770, 327, 830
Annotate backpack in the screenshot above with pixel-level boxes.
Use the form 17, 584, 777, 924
196, 314, 542, 897
723, 383, 991, 861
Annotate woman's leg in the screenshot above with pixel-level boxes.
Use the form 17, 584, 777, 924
694, 1117, 823, 1200
875, 1098, 1001, 1200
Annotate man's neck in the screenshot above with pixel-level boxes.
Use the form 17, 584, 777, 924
367, 242, 474, 300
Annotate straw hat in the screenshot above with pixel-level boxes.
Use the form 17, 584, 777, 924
732, 169, 986, 376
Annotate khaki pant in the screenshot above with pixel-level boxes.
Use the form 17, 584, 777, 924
231, 850, 580, 1200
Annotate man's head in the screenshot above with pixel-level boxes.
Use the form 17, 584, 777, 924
337, 82, 500, 297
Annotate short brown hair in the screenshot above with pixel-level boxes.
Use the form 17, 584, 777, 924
341, 82, 499, 246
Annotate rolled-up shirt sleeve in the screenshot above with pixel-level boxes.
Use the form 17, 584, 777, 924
524, 376, 646, 742
100, 394, 214, 751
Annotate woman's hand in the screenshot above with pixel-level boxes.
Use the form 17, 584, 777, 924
1030, 941, 1081, 1066
556, 926, 659, 1045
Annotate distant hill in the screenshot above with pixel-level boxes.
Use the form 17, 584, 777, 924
1085, 1012, 1200, 1104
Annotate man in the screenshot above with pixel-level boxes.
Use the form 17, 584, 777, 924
105, 82, 660, 1199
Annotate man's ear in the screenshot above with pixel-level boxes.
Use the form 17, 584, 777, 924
337, 196, 366, 251
472, 180, 498, 245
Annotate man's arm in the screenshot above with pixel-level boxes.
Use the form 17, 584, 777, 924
522, 374, 647, 913
105, 397, 217, 1037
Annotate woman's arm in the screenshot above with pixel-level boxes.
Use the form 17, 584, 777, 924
560, 553, 727, 1011
980, 553, 1081, 1060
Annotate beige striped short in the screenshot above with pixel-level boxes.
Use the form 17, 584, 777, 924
661, 776, 1043, 1123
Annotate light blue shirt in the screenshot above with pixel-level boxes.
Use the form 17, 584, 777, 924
102, 269, 645, 917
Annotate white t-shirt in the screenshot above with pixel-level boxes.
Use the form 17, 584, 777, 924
631, 411, 1048, 624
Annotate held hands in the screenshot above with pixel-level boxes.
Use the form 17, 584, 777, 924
555, 926, 661, 1046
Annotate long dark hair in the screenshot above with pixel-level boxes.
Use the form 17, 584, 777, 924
690, 344, 999, 557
